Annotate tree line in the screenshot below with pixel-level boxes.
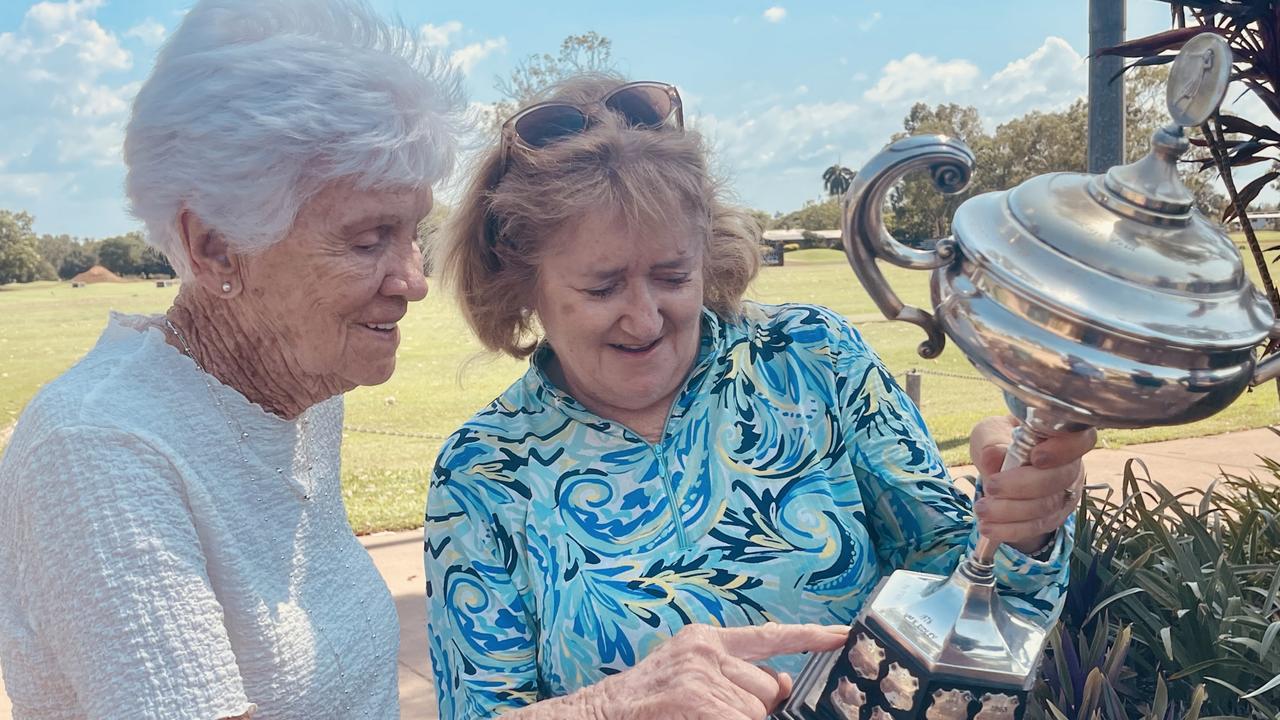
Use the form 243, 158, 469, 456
815, 66, 1227, 243
0, 210, 173, 285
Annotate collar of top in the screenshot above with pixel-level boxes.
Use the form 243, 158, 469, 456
525, 307, 729, 443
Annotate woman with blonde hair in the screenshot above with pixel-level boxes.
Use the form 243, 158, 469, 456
426, 74, 1094, 720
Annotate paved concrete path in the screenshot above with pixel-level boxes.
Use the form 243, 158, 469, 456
3, 426, 1277, 719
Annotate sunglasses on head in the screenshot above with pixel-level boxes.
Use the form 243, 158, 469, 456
499, 81, 684, 165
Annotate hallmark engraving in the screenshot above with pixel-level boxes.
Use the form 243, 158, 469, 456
927, 688, 974, 720
848, 633, 886, 680
881, 662, 920, 711
903, 612, 940, 643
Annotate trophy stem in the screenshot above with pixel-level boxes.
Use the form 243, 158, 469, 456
964, 539, 999, 578
963, 423, 1042, 570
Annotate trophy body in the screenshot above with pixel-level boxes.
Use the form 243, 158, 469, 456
777, 33, 1280, 720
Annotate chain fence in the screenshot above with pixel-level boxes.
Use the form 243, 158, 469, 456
892, 367, 991, 406
893, 368, 987, 383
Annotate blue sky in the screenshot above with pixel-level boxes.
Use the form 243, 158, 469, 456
0, 1, 1184, 240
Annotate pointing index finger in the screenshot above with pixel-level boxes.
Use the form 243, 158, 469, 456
718, 623, 849, 662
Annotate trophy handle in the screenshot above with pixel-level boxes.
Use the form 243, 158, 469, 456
842, 134, 975, 359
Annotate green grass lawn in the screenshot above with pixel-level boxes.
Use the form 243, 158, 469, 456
2, 246, 1277, 533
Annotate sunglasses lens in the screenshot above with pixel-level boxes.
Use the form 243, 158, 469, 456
605, 85, 674, 129
513, 105, 589, 148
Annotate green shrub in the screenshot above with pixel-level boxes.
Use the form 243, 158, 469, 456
1030, 448, 1280, 719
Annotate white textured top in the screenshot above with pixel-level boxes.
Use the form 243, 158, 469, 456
0, 313, 399, 719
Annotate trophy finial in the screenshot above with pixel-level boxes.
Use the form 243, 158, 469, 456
1095, 32, 1233, 222
1166, 32, 1232, 128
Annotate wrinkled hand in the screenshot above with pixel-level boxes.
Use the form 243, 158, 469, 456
586, 622, 849, 720
969, 415, 1096, 554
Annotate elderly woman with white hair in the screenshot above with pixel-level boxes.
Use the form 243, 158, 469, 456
0, 0, 463, 717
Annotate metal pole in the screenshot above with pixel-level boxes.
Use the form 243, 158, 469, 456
1088, 0, 1127, 173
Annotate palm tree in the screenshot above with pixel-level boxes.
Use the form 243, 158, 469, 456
822, 164, 855, 198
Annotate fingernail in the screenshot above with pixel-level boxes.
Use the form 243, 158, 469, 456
974, 499, 988, 516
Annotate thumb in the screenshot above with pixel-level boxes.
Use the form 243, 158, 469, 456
976, 443, 1008, 478
718, 623, 849, 662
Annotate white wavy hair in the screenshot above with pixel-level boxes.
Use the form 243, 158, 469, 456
124, 0, 467, 279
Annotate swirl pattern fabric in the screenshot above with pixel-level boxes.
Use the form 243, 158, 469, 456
424, 303, 1071, 720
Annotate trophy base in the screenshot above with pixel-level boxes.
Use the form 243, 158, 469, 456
774, 620, 1028, 720
774, 567, 1041, 720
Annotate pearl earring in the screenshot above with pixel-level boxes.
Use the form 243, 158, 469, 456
221, 281, 233, 293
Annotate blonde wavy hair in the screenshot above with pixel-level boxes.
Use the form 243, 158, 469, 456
436, 73, 762, 359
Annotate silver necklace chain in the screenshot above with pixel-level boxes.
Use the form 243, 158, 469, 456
163, 317, 313, 501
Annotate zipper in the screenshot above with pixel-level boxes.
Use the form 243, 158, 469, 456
644, 397, 690, 550
650, 446, 689, 549
542, 340, 708, 552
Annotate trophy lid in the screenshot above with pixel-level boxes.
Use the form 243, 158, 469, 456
950, 32, 1274, 350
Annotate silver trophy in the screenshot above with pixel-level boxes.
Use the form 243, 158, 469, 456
776, 33, 1280, 720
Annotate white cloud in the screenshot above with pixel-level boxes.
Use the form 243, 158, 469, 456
22, 0, 128, 73
860, 37, 1086, 124
858, 11, 882, 32
0, 0, 138, 233
451, 37, 507, 76
0, 32, 34, 62
763, 7, 787, 23
417, 21, 505, 77
420, 20, 462, 48
982, 36, 1085, 119
863, 53, 980, 105
24, 0, 104, 33
693, 100, 864, 174
699, 36, 1108, 216
67, 81, 136, 117
56, 117, 125, 166
125, 18, 166, 46
0, 172, 56, 199
795, 85, 808, 96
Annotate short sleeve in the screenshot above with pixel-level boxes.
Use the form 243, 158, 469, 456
11, 426, 253, 719
424, 439, 540, 720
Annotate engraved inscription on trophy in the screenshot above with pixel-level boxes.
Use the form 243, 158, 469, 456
848, 633, 887, 680
828, 677, 867, 720
881, 662, 920, 711
974, 692, 1020, 720
903, 612, 940, 643
926, 689, 975, 720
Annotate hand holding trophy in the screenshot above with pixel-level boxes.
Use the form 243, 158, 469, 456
776, 32, 1280, 720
